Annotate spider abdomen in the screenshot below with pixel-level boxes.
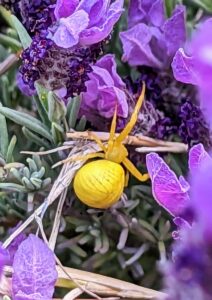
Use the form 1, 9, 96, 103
73, 159, 125, 209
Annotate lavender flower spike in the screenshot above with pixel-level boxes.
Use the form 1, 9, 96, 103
120, 3, 186, 69
53, 0, 124, 48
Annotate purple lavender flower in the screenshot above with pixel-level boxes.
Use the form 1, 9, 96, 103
80, 54, 128, 126
146, 152, 190, 219
19, 0, 123, 100
146, 144, 212, 240
179, 100, 212, 149
7, 223, 26, 264
0, 243, 10, 278
164, 155, 212, 299
0, 0, 56, 34
12, 234, 57, 300
19, 33, 104, 99
188, 143, 211, 172
16, 72, 36, 97
120, 2, 186, 69
172, 18, 212, 127
128, 0, 165, 28
52, 0, 124, 48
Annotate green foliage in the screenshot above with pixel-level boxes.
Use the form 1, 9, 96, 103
190, 0, 212, 12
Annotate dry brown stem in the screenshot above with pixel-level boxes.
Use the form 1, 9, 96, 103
0, 52, 20, 76
66, 131, 188, 153
3, 265, 166, 300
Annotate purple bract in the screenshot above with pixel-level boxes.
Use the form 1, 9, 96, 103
52, 0, 124, 48
146, 152, 190, 218
12, 234, 57, 300
0, 243, 10, 278
80, 54, 128, 125
172, 18, 212, 127
120, 1, 186, 69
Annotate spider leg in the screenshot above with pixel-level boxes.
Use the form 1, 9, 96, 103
122, 157, 149, 182
116, 83, 146, 144
52, 152, 105, 168
107, 105, 117, 153
124, 170, 129, 187
88, 132, 106, 152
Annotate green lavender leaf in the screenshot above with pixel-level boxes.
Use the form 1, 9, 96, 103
76, 115, 86, 131
48, 91, 66, 123
68, 96, 81, 128
34, 83, 51, 127
0, 104, 9, 158
0, 33, 22, 51
6, 135, 17, 163
0, 107, 53, 142
190, 0, 212, 12
22, 127, 51, 149
11, 15, 32, 49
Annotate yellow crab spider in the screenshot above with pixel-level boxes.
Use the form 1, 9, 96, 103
73, 83, 149, 209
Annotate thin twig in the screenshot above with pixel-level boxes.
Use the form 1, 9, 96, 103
135, 145, 188, 153
63, 288, 83, 300
49, 188, 68, 251
21, 144, 73, 156
0, 52, 20, 76
3, 265, 166, 299
66, 131, 188, 152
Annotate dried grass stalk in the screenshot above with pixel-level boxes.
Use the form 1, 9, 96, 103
3, 265, 166, 300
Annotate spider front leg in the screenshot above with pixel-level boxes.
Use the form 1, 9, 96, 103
116, 83, 145, 144
125, 170, 129, 187
88, 132, 107, 152
53, 152, 105, 168
122, 157, 149, 182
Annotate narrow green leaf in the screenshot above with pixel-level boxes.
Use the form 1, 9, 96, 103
191, 0, 212, 12
6, 135, 17, 163
26, 158, 38, 173
33, 95, 51, 128
22, 177, 35, 190
34, 83, 51, 127
51, 122, 64, 144
0, 76, 11, 107
0, 33, 22, 51
76, 115, 87, 131
0, 183, 27, 192
0, 6, 14, 28
11, 15, 32, 49
35, 82, 49, 110
10, 168, 22, 183
0, 104, 9, 158
68, 96, 81, 129
41, 178, 51, 189
0, 107, 53, 142
22, 127, 51, 149
48, 91, 66, 123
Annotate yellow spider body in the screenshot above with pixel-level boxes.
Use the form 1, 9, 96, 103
62, 84, 149, 208
73, 160, 125, 209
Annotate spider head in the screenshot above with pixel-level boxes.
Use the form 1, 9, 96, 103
105, 142, 128, 163
105, 82, 146, 164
